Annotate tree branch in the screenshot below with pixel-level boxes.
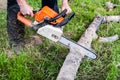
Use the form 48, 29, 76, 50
103, 16, 120, 23
56, 15, 103, 80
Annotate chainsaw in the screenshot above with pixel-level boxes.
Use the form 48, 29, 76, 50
17, 6, 97, 59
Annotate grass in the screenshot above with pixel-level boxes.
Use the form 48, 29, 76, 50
0, 0, 120, 80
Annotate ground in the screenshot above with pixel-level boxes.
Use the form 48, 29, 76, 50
0, 0, 120, 80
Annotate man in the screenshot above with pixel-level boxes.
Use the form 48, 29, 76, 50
7, 0, 72, 54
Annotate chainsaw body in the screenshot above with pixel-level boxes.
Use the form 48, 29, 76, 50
34, 6, 64, 25
17, 6, 74, 42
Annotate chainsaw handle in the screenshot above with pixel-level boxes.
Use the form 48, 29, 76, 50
56, 12, 75, 27
17, 12, 33, 27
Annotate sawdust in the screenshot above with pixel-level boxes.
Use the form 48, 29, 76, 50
0, 0, 7, 12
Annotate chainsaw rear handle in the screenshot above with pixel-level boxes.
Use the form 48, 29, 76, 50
17, 11, 37, 27
17, 12, 33, 27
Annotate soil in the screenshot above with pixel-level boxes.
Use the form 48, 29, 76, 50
24, 35, 43, 47
0, 0, 7, 12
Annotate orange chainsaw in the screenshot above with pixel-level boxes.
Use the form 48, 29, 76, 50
17, 6, 97, 59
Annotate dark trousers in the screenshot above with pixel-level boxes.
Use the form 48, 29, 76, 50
7, 0, 59, 47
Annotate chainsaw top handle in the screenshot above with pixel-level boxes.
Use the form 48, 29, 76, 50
55, 12, 75, 27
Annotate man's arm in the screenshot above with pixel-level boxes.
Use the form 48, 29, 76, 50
61, 0, 72, 14
17, 0, 33, 16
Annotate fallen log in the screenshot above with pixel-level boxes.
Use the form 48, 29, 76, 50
56, 15, 103, 80
99, 16, 120, 42
103, 16, 120, 23
105, 2, 120, 11
98, 34, 119, 42
105, 2, 117, 11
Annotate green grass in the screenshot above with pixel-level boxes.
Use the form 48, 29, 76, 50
0, 0, 120, 80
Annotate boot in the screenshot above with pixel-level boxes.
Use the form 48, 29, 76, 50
10, 42, 25, 55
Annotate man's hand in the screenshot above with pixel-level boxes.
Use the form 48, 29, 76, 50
17, 0, 33, 17
19, 4, 33, 16
61, 0, 72, 14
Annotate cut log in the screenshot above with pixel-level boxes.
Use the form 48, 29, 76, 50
56, 15, 104, 80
